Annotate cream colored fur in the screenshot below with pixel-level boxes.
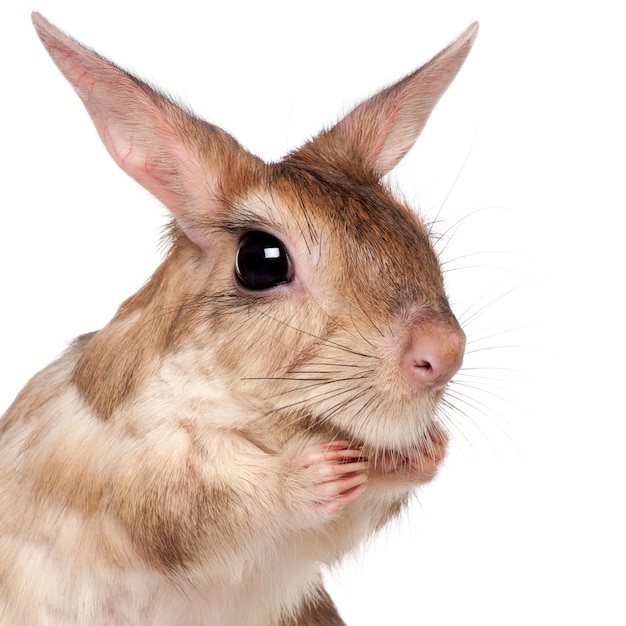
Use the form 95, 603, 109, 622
0, 14, 477, 625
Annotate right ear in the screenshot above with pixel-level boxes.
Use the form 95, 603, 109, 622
32, 13, 262, 248
293, 23, 478, 180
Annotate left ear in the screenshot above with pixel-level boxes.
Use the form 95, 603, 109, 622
303, 23, 478, 179
32, 12, 264, 249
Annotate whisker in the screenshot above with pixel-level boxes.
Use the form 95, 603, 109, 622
458, 365, 526, 375
453, 371, 525, 385
444, 388, 516, 445
268, 383, 365, 416
440, 250, 518, 270
323, 387, 376, 424
426, 131, 477, 241
449, 379, 524, 412
244, 373, 374, 400
465, 322, 536, 347
254, 308, 376, 360
464, 344, 532, 356
434, 204, 503, 256
458, 282, 524, 330
436, 404, 476, 448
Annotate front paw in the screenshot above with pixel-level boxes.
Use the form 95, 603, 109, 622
287, 441, 369, 516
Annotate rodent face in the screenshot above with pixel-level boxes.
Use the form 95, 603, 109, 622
35, 10, 474, 455
201, 164, 465, 453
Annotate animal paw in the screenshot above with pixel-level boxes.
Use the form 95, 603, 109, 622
288, 441, 369, 516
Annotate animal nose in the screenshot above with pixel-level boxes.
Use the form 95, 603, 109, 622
401, 320, 466, 389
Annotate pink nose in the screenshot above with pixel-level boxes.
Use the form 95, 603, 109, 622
401, 320, 466, 389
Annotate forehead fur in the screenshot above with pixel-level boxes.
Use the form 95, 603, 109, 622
258, 160, 448, 319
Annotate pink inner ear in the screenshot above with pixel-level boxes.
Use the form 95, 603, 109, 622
32, 13, 234, 251
102, 120, 156, 180
320, 22, 478, 178
84, 85, 214, 248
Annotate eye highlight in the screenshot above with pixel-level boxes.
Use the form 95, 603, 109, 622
235, 231, 292, 290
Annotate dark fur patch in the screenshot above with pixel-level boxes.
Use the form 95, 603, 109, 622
281, 585, 346, 626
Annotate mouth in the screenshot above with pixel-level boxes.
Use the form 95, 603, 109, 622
365, 442, 446, 483
334, 426, 448, 485
362, 430, 447, 483
296, 404, 450, 485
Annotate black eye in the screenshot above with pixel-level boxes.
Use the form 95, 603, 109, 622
235, 231, 292, 290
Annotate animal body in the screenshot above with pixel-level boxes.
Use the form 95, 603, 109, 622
0, 13, 476, 625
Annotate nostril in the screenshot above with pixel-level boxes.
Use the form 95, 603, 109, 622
408, 355, 443, 385
401, 321, 465, 390
415, 358, 433, 375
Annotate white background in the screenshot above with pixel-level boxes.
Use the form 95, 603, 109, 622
1, 1, 625, 624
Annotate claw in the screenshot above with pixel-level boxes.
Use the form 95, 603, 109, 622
290, 440, 369, 517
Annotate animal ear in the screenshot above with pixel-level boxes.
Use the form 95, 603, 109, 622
32, 12, 262, 248
302, 23, 478, 179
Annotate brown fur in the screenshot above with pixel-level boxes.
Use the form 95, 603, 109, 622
282, 586, 346, 625
0, 14, 477, 625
